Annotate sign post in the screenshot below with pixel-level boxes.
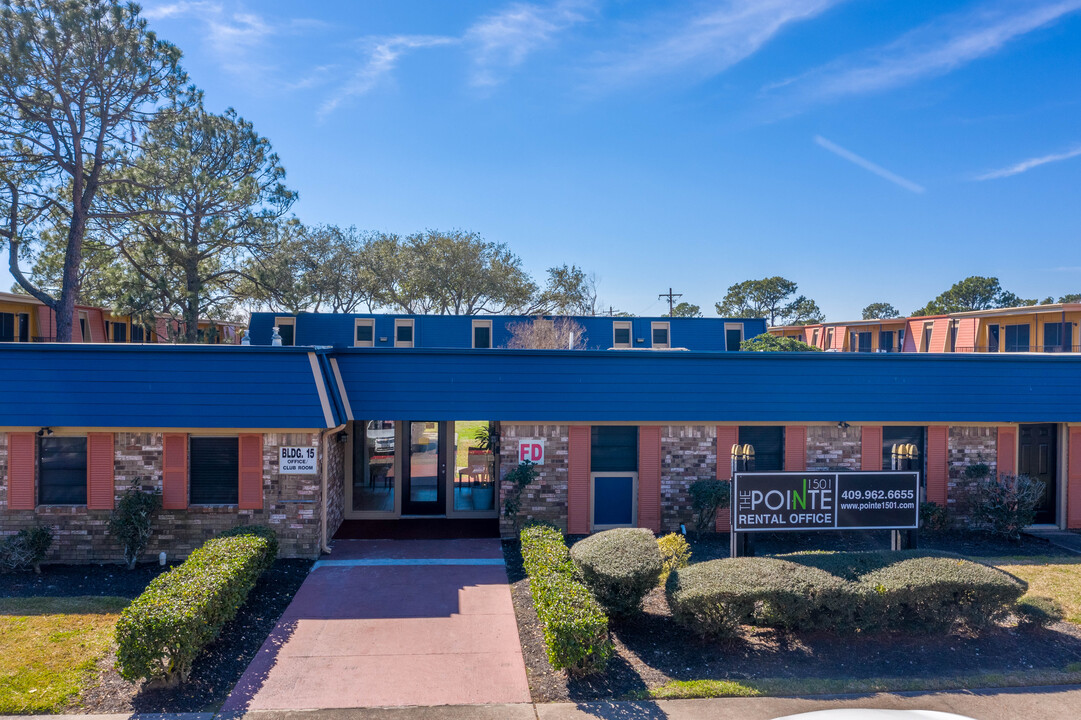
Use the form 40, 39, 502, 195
730, 471, 919, 557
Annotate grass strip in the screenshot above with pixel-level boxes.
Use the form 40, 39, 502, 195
0, 595, 129, 714
636, 667, 1081, 700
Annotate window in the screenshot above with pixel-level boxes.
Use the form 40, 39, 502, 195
738, 426, 784, 472
898, 328, 905, 350
591, 426, 638, 472
825, 328, 834, 348
811, 329, 819, 346
395, 319, 414, 348
949, 321, 958, 352
274, 317, 296, 346
987, 324, 999, 352
612, 321, 632, 348
879, 331, 896, 352
1004, 324, 1030, 352
922, 324, 933, 352
131, 325, 145, 343
882, 427, 925, 474
1043, 322, 1073, 352
853, 331, 872, 352
111, 322, 127, 343
472, 320, 492, 349
17, 313, 29, 342
354, 318, 375, 347
79, 311, 91, 342
650, 322, 670, 349
0, 312, 14, 342
724, 323, 744, 352
189, 437, 239, 505
353, 420, 396, 512
38, 436, 87, 505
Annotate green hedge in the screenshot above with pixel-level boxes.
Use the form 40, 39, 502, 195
520, 523, 611, 675
667, 550, 1026, 638
571, 528, 663, 616
115, 525, 278, 686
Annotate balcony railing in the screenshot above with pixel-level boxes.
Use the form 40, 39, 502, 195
952, 345, 1081, 353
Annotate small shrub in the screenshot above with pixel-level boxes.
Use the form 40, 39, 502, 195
0, 525, 54, 574
920, 501, 949, 531
1016, 596, 1064, 628
115, 526, 278, 686
571, 528, 663, 616
971, 474, 1045, 541
531, 572, 611, 675
689, 479, 730, 534
520, 522, 611, 674
108, 482, 162, 570
657, 532, 692, 585
503, 462, 539, 532
965, 462, 992, 480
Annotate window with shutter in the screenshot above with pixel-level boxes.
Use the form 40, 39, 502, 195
38, 436, 88, 505
189, 437, 239, 505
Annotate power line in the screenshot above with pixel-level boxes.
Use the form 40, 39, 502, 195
659, 288, 683, 316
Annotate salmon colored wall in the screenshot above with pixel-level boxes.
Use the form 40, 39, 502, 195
637, 426, 662, 533
567, 426, 591, 534
1068, 427, 1081, 530
716, 426, 738, 532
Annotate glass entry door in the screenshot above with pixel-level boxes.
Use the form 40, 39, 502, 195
403, 421, 447, 515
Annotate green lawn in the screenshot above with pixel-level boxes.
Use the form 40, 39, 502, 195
984, 555, 1081, 624
0, 596, 128, 714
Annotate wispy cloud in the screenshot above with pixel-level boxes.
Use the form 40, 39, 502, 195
814, 135, 925, 194
591, 0, 844, 88
466, 0, 596, 88
975, 144, 1081, 180
771, 0, 1081, 106
320, 35, 457, 117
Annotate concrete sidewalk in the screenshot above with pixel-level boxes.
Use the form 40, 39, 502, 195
220, 539, 529, 712
8, 683, 1081, 719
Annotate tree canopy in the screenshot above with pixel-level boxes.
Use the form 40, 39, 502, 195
715, 277, 824, 326
911, 276, 1034, 316
741, 333, 821, 352
862, 302, 901, 320
0, 0, 185, 340
665, 301, 702, 318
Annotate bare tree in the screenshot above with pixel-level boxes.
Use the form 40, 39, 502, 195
504, 316, 588, 349
0, 0, 184, 340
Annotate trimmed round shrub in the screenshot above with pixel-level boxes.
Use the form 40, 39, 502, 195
665, 557, 853, 638
571, 528, 663, 616
859, 555, 1026, 632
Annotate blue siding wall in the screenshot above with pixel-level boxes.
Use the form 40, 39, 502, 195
249, 312, 769, 351
0, 345, 333, 429
334, 349, 1081, 423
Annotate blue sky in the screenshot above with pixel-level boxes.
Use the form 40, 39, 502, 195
5, 0, 1081, 319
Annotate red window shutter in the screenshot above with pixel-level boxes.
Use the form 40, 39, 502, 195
637, 426, 661, 533
7, 432, 36, 510
861, 426, 883, 471
162, 433, 188, 510
1068, 428, 1081, 530
997, 426, 1017, 477
238, 434, 264, 510
86, 433, 115, 510
784, 426, 807, 472
567, 426, 590, 535
926, 426, 948, 505
716, 426, 739, 532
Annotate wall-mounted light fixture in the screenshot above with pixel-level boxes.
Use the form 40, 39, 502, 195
837, 421, 850, 430
37, 427, 53, 437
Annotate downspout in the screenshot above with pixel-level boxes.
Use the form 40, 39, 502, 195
321, 423, 346, 555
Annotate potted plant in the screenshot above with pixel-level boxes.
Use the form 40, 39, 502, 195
469, 424, 495, 511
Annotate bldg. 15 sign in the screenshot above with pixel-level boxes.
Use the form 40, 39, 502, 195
279, 446, 317, 474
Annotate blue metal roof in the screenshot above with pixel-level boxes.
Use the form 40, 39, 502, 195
248, 312, 769, 351
333, 348, 1081, 423
0, 344, 336, 429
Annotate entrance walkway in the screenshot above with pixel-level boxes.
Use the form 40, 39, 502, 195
221, 539, 529, 712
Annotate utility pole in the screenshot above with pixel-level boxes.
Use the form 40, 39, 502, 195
659, 288, 683, 316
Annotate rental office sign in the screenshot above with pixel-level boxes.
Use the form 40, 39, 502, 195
732, 472, 919, 532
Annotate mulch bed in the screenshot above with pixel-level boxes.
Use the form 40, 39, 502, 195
503, 532, 1081, 703
1, 558, 311, 714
